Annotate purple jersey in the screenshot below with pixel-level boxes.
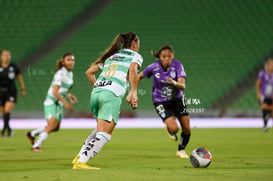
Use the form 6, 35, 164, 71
258, 69, 273, 98
143, 59, 186, 103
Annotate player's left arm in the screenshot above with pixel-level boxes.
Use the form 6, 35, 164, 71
67, 93, 78, 104
16, 74, 26, 96
85, 63, 102, 86
128, 62, 139, 109
168, 77, 186, 91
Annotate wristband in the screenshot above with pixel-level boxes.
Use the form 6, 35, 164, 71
173, 80, 177, 86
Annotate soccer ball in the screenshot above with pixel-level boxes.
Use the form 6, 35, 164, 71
190, 148, 212, 168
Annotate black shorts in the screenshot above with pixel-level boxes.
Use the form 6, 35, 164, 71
263, 98, 272, 105
0, 91, 17, 106
153, 98, 189, 122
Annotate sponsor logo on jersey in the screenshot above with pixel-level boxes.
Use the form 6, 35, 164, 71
0, 67, 3, 72
94, 80, 112, 88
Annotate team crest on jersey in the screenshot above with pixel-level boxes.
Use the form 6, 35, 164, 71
170, 71, 176, 78
9, 67, 14, 72
155, 73, 160, 79
8, 72, 15, 79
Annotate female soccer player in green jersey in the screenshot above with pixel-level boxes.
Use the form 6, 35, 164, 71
72, 32, 143, 170
26, 53, 77, 151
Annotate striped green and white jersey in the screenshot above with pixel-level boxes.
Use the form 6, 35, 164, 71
93, 49, 143, 97
44, 67, 73, 106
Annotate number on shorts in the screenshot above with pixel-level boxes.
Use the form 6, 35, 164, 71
156, 104, 165, 114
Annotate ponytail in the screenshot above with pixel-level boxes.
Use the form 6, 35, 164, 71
93, 32, 138, 65
56, 58, 63, 70
56, 53, 73, 70
151, 45, 174, 59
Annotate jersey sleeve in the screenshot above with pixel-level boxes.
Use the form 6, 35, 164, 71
258, 70, 264, 80
132, 53, 143, 68
143, 63, 154, 78
13, 63, 21, 75
176, 62, 187, 79
52, 71, 63, 86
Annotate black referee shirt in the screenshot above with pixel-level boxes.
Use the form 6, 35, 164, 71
0, 62, 21, 92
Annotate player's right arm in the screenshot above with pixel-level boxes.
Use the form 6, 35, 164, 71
256, 78, 262, 101
128, 62, 139, 109
53, 85, 73, 111
85, 63, 102, 86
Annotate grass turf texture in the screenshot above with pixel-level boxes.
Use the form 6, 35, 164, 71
0, 128, 273, 181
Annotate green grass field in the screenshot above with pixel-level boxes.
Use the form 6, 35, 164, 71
0, 128, 273, 181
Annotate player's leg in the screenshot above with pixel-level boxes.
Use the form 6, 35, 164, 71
154, 102, 178, 141
3, 101, 15, 137
73, 91, 120, 170
31, 127, 45, 136
73, 119, 114, 170
260, 100, 271, 131
164, 116, 179, 141
31, 104, 62, 151
1, 104, 4, 137
176, 115, 191, 158
72, 129, 97, 165
32, 118, 59, 151
262, 108, 271, 131
174, 98, 190, 158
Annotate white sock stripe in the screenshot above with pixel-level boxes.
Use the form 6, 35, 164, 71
96, 132, 111, 142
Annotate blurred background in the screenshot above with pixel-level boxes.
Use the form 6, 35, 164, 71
1, 0, 273, 119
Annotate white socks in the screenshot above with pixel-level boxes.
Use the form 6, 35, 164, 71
78, 132, 111, 163
33, 132, 48, 148
78, 129, 97, 155
31, 127, 45, 137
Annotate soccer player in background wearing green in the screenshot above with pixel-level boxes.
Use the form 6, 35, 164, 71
26, 53, 77, 151
72, 32, 143, 170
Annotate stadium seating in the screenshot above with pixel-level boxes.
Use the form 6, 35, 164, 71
0, 0, 95, 63
6, 0, 273, 113
231, 88, 259, 111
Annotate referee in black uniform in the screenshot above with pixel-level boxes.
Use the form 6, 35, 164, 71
0, 49, 26, 137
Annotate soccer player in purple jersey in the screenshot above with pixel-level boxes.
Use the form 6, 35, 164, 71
138, 45, 191, 158
256, 57, 273, 131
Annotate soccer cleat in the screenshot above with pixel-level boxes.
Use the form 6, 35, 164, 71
7, 129, 14, 137
72, 155, 80, 165
31, 147, 43, 152
1, 130, 4, 137
72, 162, 100, 170
262, 126, 269, 132
26, 132, 35, 145
164, 124, 178, 141
176, 150, 189, 158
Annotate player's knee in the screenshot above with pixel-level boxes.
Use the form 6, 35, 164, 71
168, 125, 179, 134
